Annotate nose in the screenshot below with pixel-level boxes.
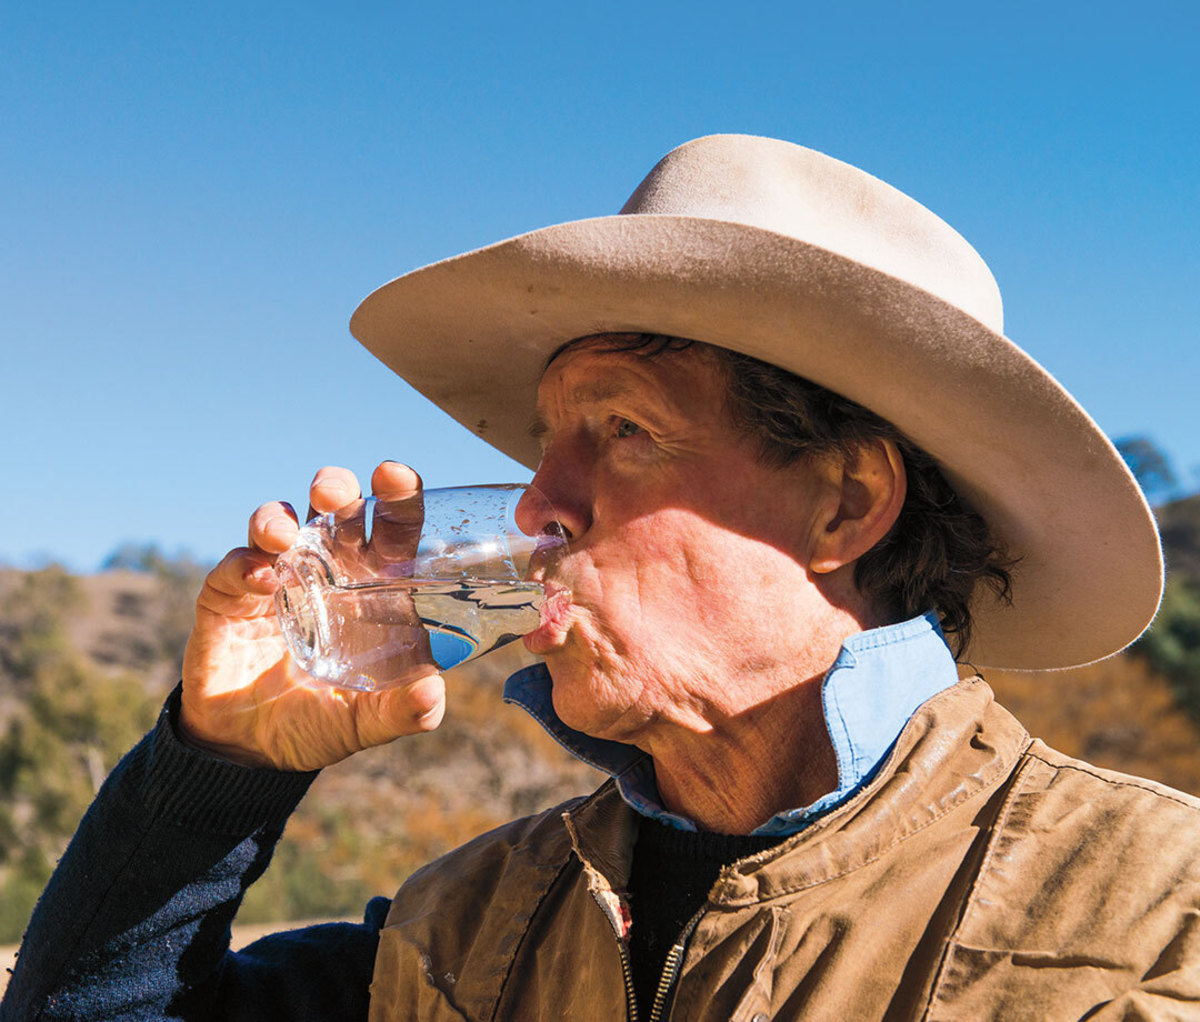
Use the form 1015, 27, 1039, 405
515, 443, 592, 543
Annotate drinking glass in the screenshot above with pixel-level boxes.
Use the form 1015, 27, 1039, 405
273, 485, 566, 691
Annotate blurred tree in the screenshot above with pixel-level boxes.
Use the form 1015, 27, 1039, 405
0, 565, 84, 696
1116, 435, 1180, 505
1134, 578, 1200, 722
154, 556, 208, 678
102, 542, 205, 578
1156, 494, 1200, 579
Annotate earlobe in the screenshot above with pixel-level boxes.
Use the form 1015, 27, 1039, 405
808, 440, 907, 574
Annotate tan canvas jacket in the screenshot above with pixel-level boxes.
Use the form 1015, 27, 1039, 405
370, 679, 1200, 1020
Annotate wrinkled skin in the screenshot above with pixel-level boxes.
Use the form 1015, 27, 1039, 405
516, 339, 905, 831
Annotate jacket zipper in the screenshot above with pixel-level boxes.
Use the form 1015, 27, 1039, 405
646, 907, 706, 1022
589, 885, 707, 1022
589, 888, 641, 1021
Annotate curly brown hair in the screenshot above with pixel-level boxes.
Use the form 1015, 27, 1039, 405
551, 333, 1014, 656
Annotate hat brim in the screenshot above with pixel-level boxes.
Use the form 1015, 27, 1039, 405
350, 213, 1162, 671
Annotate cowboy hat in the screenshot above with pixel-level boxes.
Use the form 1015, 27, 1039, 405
349, 134, 1161, 671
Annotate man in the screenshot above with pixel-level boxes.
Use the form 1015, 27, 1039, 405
4, 135, 1197, 1020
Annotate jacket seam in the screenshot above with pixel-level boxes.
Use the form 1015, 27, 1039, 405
725, 731, 1031, 903
919, 746, 1037, 1021
26, 815, 161, 1020
488, 835, 584, 1022
1023, 749, 1200, 811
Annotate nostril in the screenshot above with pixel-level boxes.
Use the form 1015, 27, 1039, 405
544, 520, 573, 542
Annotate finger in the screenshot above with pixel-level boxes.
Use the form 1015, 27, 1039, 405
308, 466, 362, 520
248, 501, 300, 554
368, 463, 425, 562
371, 461, 423, 500
196, 547, 279, 616
392, 671, 446, 733
212, 547, 278, 596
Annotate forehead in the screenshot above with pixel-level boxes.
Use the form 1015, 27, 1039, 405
535, 338, 725, 409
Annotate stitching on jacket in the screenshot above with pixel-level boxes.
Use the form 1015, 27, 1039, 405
919, 748, 1036, 1020
27, 728, 207, 1020
33, 822, 161, 1020
1024, 749, 1200, 812
489, 823, 585, 1021
746, 741, 1028, 902
734, 690, 1029, 901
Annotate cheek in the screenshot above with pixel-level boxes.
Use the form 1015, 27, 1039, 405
601, 510, 799, 622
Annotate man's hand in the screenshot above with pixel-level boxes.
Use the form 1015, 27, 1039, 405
179, 461, 446, 771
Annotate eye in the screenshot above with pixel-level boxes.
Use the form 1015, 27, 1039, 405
614, 418, 643, 438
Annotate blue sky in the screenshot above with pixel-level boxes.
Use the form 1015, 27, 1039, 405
3, 2, 1197, 571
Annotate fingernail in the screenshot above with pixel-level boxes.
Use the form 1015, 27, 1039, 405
312, 480, 351, 500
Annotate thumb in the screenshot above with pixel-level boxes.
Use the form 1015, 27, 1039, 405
357, 671, 446, 747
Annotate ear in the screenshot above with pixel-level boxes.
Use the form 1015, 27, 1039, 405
808, 439, 907, 574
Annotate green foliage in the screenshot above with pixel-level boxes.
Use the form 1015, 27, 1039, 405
238, 804, 376, 925
0, 660, 159, 940
0, 566, 85, 691
0, 568, 159, 942
1116, 435, 1181, 505
0, 564, 394, 942
0, 847, 53, 946
1135, 578, 1200, 721
101, 542, 205, 578
2, 663, 156, 833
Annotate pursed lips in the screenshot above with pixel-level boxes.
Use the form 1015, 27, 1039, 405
523, 580, 575, 653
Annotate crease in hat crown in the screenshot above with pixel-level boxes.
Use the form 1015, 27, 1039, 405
615, 134, 1003, 333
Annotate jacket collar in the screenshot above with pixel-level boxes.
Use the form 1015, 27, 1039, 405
563, 678, 1030, 895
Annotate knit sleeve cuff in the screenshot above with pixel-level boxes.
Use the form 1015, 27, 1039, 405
128, 684, 319, 836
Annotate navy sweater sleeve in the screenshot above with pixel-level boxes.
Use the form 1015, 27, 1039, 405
0, 687, 386, 1021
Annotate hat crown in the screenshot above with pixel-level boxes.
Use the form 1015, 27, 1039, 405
619, 134, 1004, 334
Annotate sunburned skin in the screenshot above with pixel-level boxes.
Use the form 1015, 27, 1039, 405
510, 336, 906, 832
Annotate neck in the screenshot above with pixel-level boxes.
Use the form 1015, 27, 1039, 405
639, 592, 877, 834
644, 669, 839, 834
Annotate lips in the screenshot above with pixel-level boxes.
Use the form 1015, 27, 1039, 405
523, 580, 573, 654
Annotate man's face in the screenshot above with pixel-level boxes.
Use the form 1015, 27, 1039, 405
519, 339, 841, 747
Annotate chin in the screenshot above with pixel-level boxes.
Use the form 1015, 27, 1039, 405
545, 664, 626, 740
545, 666, 600, 732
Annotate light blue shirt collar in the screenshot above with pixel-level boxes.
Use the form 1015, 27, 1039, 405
502, 610, 959, 835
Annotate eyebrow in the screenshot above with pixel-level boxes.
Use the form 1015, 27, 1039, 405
527, 379, 635, 442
